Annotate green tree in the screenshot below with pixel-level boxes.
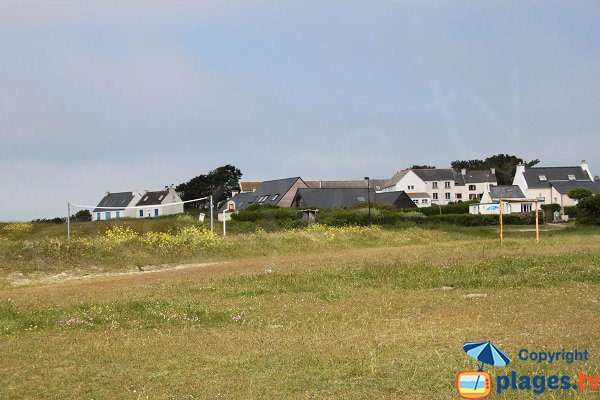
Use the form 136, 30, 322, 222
73, 210, 92, 222
410, 165, 436, 169
176, 165, 242, 210
451, 154, 540, 185
568, 188, 593, 202
576, 194, 600, 225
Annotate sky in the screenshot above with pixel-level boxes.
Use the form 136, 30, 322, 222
1, 1, 599, 221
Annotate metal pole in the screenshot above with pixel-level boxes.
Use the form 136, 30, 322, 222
209, 195, 214, 233
535, 201, 539, 242
67, 202, 71, 240
222, 210, 226, 237
365, 177, 371, 225
499, 198, 503, 245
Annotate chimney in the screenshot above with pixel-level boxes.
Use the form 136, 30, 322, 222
581, 160, 594, 180
105, 191, 110, 196
320, 180, 322, 188
490, 167, 496, 175
595, 176, 600, 181
461, 168, 466, 176
516, 163, 526, 174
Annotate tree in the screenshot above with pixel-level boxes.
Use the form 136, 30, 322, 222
568, 188, 593, 202
411, 165, 436, 169
451, 154, 540, 185
576, 194, 600, 225
73, 210, 92, 222
176, 165, 243, 210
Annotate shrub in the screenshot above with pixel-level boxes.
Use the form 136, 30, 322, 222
563, 206, 578, 218
576, 194, 600, 225
541, 203, 561, 213
406, 201, 476, 216
568, 188, 593, 201
2, 223, 34, 233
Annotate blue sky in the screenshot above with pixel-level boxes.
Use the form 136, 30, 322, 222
1, 1, 599, 220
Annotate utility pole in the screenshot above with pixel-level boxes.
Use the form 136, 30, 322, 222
364, 177, 371, 225
67, 202, 71, 240
209, 195, 214, 233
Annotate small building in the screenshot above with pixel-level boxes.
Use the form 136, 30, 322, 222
93, 191, 142, 221
470, 185, 538, 214
292, 188, 416, 209
218, 177, 309, 219
406, 192, 431, 208
548, 181, 600, 209
135, 186, 184, 218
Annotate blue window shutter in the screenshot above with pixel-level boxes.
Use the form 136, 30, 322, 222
105, 211, 111, 220
97, 213, 101, 220
116, 211, 120, 218
154, 208, 159, 216
139, 210, 143, 217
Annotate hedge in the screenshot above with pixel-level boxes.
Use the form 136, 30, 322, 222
428, 212, 542, 226
404, 201, 476, 216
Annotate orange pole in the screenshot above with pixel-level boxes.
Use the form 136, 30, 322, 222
535, 201, 539, 242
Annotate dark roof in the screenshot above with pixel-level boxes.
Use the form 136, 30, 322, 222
550, 180, 600, 194
305, 179, 386, 190
489, 185, 525, 199
294, 188, 370, 209
412, 168, 456, 182
523, 166, 590, 188
406, 192, 430, 199
219, 191, 256, 212
461, 170, 497, 184
293, 188, 416, 209
374, 191, 417, 209
136, 190, 169, 206
221, 177, 304, 211
93, 192, 135, 212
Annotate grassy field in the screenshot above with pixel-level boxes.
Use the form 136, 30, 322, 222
0, 218, 599, 398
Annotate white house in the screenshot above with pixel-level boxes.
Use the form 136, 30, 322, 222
513, 160, 595, 209
135, 186, 184, 218
381, 168, 497, 206
93, 191, 143, 221
470, 185, 537, 215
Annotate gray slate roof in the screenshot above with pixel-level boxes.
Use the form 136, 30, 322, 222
305, 179, 386, 190
93, 192, 135, 212
136, 190, 169, 206
523, 167, 590, 188
412, 168, 456, 182
549, 180, 600, 194
461, 170, 498, 184
294, 188, 416, 209
489, 185, 525, 199
220, 177, 304, 211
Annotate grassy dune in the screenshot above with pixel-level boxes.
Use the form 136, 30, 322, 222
0, 220, 599, 398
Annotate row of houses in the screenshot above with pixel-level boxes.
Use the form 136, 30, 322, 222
471, 160, 600, 215
93, 160, 599, 221
93, 186, 183, 221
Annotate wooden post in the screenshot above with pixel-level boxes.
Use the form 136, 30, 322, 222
499, 198, 503, 245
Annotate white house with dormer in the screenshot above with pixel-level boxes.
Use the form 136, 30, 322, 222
381, 168, 497, 206
513, 160, 597, 209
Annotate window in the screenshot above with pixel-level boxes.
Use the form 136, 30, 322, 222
539, 175, 547, 181
258, 195, 269, 202
249, 196, 257, 203
421, 199, 428, 204
445, 192, 451, 200
445, 181, 451, 189
568, 175, 576, 181
96, 212, 101, 220
521, 203, 532, 212
158, 195, 164, 201
143, 196, 149, 201
154, 208, 159, 216
139, 210, 144, 217
228, 203, 235, 211
105, 211, 111, 220
271, 194, 280, 201
469, 185, 476, 191
432, 182, 438, 189
407, 185, 414, 190
413, 200, 419, 204
116, 211, 120, 218
456, 193, 462, 199
469, 194, 477, 200
356, 196, 366, 202
432, 193, 438, 200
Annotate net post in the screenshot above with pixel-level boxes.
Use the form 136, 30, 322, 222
67, 202, 71, 240
499, 198, 503, 245
210, 195, 214, 233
